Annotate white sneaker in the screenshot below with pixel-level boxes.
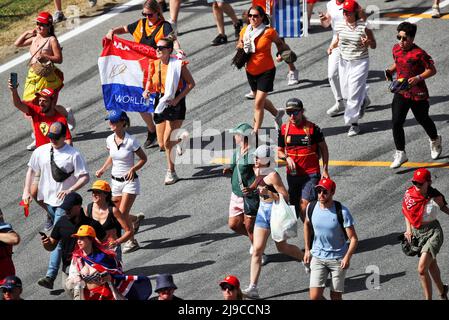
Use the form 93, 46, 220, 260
430, 135, 442, 160
287, 70, 299, 86
432, 5, 441, 18
27, 140, 36, 151
326, 100, 345, 117
164, 170, 179, 185
274, 109, 285, 130
176, 131, 190, 156
242, 285, 260, 299
347, 125, 360, 137
359, 96, 370, 119
245, 91, 255, 99
390, 150, 408, 169
133, 212, 145, 234
122, 239, 140, 254
66, 108, 76, 131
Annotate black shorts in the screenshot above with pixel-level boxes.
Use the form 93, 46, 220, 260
246, 67, 276, 93
153, 93, 186, 124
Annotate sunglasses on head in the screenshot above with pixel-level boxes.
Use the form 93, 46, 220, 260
397, 35, 408, 41
316, 188, 328, 195
286, 110, 301, 116
221, 284, 235, 291
141, 12, 155, 17
248, 13, 260, 18
412, 181, 424, 187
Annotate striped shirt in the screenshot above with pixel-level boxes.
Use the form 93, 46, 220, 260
335, 20, 369, 61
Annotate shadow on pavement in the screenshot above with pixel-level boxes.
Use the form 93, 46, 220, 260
73, 126, 148, 142
180, 165, 224, 181
140, 232, 240, 249
124, 260, 216, 277
356, 232, 403, 254
262, 288, 309, 300
139, 215, 191, 231
344, 271, 406, 294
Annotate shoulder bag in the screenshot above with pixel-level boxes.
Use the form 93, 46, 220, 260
29, 38, 55, 77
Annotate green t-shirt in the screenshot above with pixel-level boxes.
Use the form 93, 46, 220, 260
230, 149, 256, 197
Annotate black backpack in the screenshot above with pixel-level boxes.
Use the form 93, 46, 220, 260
306, 200, 348, 245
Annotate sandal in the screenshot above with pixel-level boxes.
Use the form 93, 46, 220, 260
440, 284, 448, 300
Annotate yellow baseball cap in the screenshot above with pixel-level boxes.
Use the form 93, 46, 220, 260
71, 225, 96, 238
87, 180, 111, 193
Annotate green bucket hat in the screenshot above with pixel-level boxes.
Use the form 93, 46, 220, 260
229, 123, 253, 136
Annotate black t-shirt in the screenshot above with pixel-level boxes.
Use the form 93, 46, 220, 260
50, 210, 106, 273
428, 186, 447, 205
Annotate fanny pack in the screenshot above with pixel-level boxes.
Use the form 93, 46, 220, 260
50, 146, 74, 182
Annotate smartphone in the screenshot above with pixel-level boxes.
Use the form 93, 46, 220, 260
10, 72, 18, 88
39, 231, 48, 238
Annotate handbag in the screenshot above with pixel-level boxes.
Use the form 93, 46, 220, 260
270, 194, 298, 242
28, 38, 55, 77
398, 233, 421, 257
50, 146, 74, 183
231, 47, 251, 70
235, 151, 260, 215
279, 49, 297, 64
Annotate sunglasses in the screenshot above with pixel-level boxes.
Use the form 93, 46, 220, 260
221, 284, 235, 291
92, 190, 104, 195
2, 288, 13, 293
36, 22, 50, 27
397, 35, 408, 41
156, 45, 171, 51
141, 12, 155, 17
248, 14, 260, 18
286, 110, 301, 116
316, 188, 328, 195
412, 181, 424, 187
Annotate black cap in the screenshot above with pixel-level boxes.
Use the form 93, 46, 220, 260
285, 98, 304, 110
60, 192, 83, 211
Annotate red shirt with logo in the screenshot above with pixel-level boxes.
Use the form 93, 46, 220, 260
278, 120, 324, 176
392, 43, 434, 101
25, 101, 72, 147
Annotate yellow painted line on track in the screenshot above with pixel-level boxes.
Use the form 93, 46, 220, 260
210, 158, 449, 169
383, 13, 449, 19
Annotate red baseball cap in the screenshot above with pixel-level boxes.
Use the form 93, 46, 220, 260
36, 12, 53, 25
219, 275, 240, 289
341, 0, 359, 13
315, 178, 336, 192
412, 168, 431, 184
36, 88, 56, 99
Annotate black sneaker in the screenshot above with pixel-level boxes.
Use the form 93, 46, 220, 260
37, 276, 55, 289
144, 131, 157, 149
159, 0, 168, 12
234, 19, 243, 38
211, 34, 227, 46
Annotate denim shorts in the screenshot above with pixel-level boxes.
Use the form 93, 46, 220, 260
255, 201, 273, 229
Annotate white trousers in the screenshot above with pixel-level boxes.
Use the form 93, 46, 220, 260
328, 47, 342, 102
339, 57, 369, 125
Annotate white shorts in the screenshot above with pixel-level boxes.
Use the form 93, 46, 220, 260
111, 177, 140, 196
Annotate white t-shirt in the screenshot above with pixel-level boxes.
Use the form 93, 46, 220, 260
106, 132, 141, 177
327, 0, 344, 39
28, 143, 89, 207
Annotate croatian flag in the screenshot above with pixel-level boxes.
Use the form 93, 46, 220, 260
98, 36, 157, 113
272, 0, 302, 38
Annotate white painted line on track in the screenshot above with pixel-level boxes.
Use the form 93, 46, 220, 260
0, 0, 144, 75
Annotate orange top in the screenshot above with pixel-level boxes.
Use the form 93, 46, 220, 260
240, 25, 277, 76
148, 59, 188, 94
252, 0, 274, 14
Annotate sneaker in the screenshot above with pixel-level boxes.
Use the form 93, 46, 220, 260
164, 170, 179, 185
440, 284, 448, 300
234, 19, 243, 38
53, 11, 66, 23
27, 140, 36, 151
432, 5, 441, 18
133, 212, 145, 234
359, 95, 370, 119
169, 20, 178, 37
242, 285, 260, 299
176, 131, 190, 156
122, 239, 140, 254
211, 34, 228, 46
430, 135, 442, 160
326, 100, 345, 117
88, 0, 97, 7
347, 124, 360, 137
44, 214, 54, 232
390, 150, 408, 169
287, 70, 299, 86
274, 109, 285, 130
144, 130, 157, 149
261, 253, 269, 266
158, 0, 168, 12
37, 276, 54, 289
245, 91, 255, 100
66, 108, 76, 131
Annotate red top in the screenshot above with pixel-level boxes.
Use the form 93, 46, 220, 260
278, 120, 324, 176
25, 102, 71, 147
392, 43, 434, 101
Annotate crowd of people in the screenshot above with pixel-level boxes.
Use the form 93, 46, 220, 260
1, 0, 448, 301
